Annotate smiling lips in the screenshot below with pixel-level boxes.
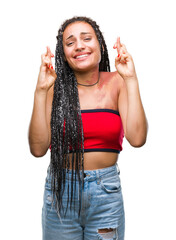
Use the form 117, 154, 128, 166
74, 53, 91, 59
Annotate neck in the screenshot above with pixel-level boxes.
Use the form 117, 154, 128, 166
75, 69, 100, 87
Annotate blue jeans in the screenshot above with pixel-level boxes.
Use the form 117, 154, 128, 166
42, 164, 125, 240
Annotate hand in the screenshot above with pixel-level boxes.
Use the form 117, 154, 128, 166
113, 37, 137, 80
36, 46, 57, 92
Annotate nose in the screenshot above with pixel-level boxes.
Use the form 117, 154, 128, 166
75, 39, 85, 51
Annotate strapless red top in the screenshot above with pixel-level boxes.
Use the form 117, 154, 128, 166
81, 109, 124, 153
50, 109, 124, 153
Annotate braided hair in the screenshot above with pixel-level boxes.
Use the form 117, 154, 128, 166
50, 16, 111, 217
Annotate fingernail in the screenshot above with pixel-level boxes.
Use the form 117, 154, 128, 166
51, 54, 54, 57
51, 66, 53, 69
118, 54, 120, 58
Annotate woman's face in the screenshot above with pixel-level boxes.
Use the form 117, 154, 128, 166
63, 21, 101, 73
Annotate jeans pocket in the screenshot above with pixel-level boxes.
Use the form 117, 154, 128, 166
101, 175, 121, 193
44, 185, 53, 205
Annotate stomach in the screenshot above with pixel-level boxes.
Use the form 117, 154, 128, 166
66, 151, 119, 170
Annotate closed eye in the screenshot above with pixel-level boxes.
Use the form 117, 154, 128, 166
67, 42, 74, 46
84, 37, 91, 41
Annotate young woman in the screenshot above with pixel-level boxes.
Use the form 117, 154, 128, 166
29, 16, 148, 240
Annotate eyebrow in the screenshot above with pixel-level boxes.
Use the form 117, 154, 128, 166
66, 32, 91, 40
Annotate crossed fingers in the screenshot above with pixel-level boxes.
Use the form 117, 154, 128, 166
113, 37, 128, 64
41, 46, 54, 69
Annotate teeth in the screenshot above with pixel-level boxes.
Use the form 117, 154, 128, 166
76, 54, 88, 59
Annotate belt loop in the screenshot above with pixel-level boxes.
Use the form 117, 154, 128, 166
96, 170, 100, 185
116, 163, 120, 175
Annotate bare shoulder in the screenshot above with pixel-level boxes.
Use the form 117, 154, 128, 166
100, 71, 124, 91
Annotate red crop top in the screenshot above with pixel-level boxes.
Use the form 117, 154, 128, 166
81, 109, 124, 153
50, 109, 124, 153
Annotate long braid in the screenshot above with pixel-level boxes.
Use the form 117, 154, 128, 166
50, 16, 111, 217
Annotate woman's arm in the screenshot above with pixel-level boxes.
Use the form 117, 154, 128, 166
114, 37, 148, 147
28, 47, 56, 157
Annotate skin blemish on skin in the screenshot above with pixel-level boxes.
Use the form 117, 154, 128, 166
98, 228, 117, 239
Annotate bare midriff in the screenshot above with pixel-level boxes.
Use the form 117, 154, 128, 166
65, 151, 119, 170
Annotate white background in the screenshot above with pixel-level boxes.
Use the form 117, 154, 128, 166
0, 0, 176, 239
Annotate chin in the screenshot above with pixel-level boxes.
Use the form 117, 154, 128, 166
71, 63, 97, 72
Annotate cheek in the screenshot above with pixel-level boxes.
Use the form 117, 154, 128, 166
95, 48, 101, 63
93, 42, 101, 61
64, 50, 70, 61
63, 46, 72, 60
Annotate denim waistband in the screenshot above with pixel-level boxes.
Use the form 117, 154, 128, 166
47, 163, 120, 182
